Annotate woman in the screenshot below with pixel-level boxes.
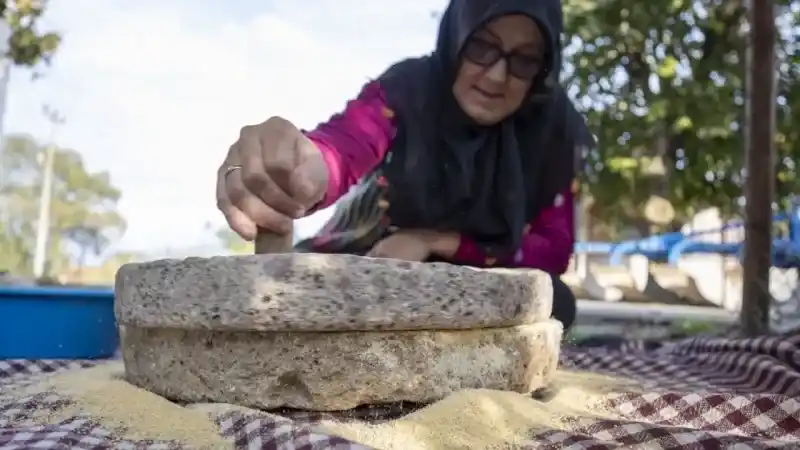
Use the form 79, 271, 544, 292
216, 0, 594, 331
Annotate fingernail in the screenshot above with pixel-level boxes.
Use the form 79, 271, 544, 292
295, 207, 306, 218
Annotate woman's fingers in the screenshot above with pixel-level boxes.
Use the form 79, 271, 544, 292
220, 202, 258, 241
216, 151, 256, 240
225, 168, 294, 235
238, 125, 305, 218
288, 164, 321, 208
217, 186, 257, 241
366, 243, 380, 258
217, 116, 328, 239
287, 135, 329, 207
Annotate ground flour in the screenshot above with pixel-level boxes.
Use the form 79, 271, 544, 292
318, 369, 642, 450
9, 363, 231, 449
7, 363, 641, 450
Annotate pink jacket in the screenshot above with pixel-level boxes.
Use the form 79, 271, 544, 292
306, 81, 575, 274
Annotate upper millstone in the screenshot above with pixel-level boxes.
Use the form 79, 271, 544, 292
114, 253, 554, 332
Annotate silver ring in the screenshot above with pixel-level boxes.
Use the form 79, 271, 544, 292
223, 164, 243, 178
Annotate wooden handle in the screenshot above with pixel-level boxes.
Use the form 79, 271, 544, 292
255, 227, 293, 254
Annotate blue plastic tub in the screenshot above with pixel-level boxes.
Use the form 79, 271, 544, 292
0, 285, 118, 359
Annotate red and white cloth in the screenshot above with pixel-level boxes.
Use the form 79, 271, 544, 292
1, 333, 799, 449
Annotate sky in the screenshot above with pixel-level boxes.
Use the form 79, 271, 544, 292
3, 0, 447, 256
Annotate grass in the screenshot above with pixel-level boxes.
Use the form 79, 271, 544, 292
566, 318, 728, 345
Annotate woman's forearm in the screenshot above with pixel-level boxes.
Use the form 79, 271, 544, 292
450, 189, 575, 273
451, 234, 493, 266
305, 81, 396, 209
509, 226, 573, 274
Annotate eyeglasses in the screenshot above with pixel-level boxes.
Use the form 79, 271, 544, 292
461, 37, 544, 80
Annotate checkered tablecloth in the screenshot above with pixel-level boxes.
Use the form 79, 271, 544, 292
2, 332, 800, 449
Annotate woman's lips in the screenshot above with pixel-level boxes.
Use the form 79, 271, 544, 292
473, 86, 503, 101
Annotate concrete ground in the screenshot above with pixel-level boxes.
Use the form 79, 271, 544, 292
570, 299, 736, 342
576, 299, 735, 323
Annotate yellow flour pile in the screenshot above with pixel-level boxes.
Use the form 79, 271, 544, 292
10, 363, 231, 449
7, 362, 643, 450
318, 369, 643, 450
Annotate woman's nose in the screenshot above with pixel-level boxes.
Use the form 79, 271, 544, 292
484, 58, 509, 83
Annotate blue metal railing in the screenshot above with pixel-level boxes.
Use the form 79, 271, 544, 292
575, 202, 800, 268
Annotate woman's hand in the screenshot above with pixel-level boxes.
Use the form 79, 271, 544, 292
368, 230, 460, 262
216, 117, 329, 240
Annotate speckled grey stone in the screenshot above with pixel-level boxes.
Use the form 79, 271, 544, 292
120, 320, 562, 411
114, 254, 553, 332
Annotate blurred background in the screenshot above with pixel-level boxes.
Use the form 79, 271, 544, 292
0, 0, 796, 335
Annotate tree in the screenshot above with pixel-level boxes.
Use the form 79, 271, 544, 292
59, 248, 142, 286
63, 225, 104, 271
0, 134, 126, 276
562, 0, 798, 238
2, 0, 60, 68
740, 0, 777, 336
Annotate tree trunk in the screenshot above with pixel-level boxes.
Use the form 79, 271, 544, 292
741, 0, 776, 336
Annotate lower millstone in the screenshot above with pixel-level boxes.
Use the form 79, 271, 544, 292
121, 320, 563, 411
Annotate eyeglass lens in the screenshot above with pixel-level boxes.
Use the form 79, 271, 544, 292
462, 38, 542, 79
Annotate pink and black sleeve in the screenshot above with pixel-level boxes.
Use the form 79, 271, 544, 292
304, 81, 396, 209
452, 185, 576, 274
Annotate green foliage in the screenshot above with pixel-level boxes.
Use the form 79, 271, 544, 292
1, 0, 61, 68
215, 227, 254, 254
564, 0, 799, 236
0, 134, 126, 276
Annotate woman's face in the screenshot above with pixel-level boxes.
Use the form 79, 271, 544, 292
452, 14, 546, 125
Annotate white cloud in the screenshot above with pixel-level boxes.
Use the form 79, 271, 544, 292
3, 0, 446, 254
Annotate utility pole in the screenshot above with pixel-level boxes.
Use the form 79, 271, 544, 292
741, 0, 776, 336
0, 20, 13, 242
32, 105, 66, 279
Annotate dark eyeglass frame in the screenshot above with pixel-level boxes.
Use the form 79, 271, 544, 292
461, 37, 545, 80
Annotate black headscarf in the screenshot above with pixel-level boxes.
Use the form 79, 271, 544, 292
296, 0, 593, 258
373, 0, 581, 258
